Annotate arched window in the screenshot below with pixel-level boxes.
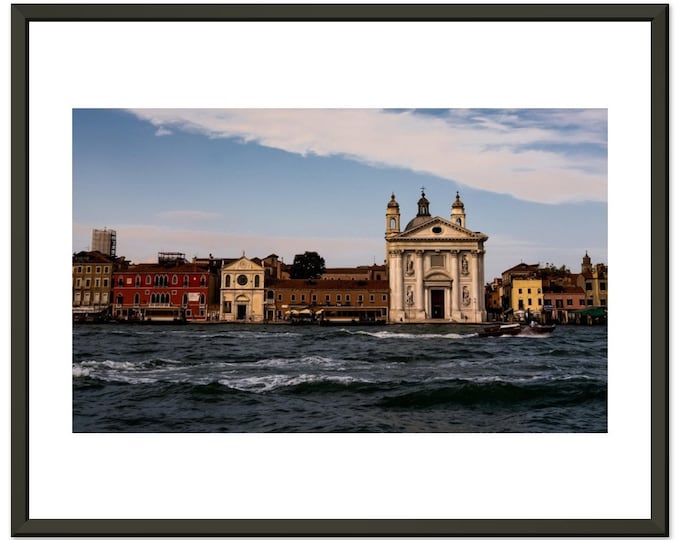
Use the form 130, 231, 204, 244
183, 294, 188, 305
225, 275, 231, 287
200, 276, 206, 287
116, 294, 123, 305
134, 293, 140, 305
390, 217, 396, 228
172, 275, 178, 285
146, 275, 151, 285
200, 294, 205, 304
255, 275, 260, 287
135, 276, 141, 286
183, 275, 189, 287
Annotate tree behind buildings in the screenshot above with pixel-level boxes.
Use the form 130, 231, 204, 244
289, 251, 326, 279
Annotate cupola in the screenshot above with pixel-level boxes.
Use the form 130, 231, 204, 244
385, 193, 401, 237
450, 191, 466, 228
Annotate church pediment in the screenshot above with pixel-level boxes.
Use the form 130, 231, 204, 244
223, 256, 263, 272
392, 216, 487, 241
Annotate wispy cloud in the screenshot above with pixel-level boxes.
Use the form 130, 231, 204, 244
127, 108, 607, 204
155, 127, 173, 136
155, 210, 222, 221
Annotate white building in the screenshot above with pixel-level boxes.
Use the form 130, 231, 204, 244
385, 191, 488, 323
219, 255, 265, 322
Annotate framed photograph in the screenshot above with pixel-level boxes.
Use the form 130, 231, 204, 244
11, 4, 668, 536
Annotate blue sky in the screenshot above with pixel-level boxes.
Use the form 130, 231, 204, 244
73, 108, 607, 281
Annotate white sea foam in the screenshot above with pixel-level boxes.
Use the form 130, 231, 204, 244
72, 365, 91, 378
351, 329, 469, 340
218, 373, 366, 393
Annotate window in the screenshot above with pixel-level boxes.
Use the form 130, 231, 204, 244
134, 293, 140, 305
370, 295, 375, 302
267, 290, 274, 299
135, 276, 141, 286
116, 294, 123, 305
518, 288, 523, 294
225, 301, 232, 313
184, 276, 189, 287
587, 299, 594, 306
278, 294, 283, 301
201, 276, 207, 287
336, 294, 342, 303
95, 278, 100, 287
200, 294, 205, 304
182, 294, 188, 305
567, 299, 573, 306
95, 266, 101, 273
104, 267, 110, 273
599, 282, 606, 291
600, 299, 606, 306
579, 299, 585, 306
346, 294, 351, 302
172, 275, 178, 285
76, 266, 82, 273
254, 275, 260, 287
528, 288, 532, 294
85, 279, 91, 287
225, 275, 231, 287
75, 278, 81, 288
102, 292, 108, 303
103, 278, 109, 287
325, 295, 330, 303
312, 294, 317, 303
86, 266, 91, 274
73, 292, 81, 305
528, 298, 533, 306
186, 310, 192, 317
118, 277, 123, 286
586, 282, 593, 291
538, 298, 542, 305
358, 295, 363, 302
301, 294, 306, 302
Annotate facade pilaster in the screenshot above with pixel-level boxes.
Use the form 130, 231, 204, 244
414, 250, 424, 316
470, 250, 480, 322
451, 250, 460, 316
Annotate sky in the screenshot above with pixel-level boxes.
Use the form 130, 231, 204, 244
72, 108, 607, 281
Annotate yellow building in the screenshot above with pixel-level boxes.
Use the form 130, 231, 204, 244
576, 252, 608, 308
509, 278, 544, 317
219, 255, 265, 322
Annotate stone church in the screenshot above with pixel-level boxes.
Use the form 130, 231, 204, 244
385, 191, 488, 323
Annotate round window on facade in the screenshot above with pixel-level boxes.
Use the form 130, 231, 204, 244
432, 226, 443, 234
237, 274, 248, 286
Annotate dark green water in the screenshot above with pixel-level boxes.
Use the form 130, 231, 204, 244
73, 323, 607, 432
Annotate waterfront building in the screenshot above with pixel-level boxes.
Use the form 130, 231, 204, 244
220, 255, 265, 322
266, 279, 389, 322
577, 252, 608, 308
72, 250, 127, 322
484, 277, 504, 321
320, 265, 387, 281
385, 191, 488, 323
111, 253, 215, 322
542, 285, 586, 323
507, 277, 544, 319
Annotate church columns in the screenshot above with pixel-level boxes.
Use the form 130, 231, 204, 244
391, 250, 404, 311
414, 250, 424, 314
470, 250, 481, 322
451, 250, 460, 316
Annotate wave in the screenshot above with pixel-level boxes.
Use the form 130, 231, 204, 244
344, 329, 475, 340
379, 378, 606, 408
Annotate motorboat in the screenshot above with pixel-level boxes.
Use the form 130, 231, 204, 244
477, 323, 522, 337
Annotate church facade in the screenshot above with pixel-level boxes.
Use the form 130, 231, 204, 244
385, 191, 488, 323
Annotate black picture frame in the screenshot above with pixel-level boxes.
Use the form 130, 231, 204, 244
11, 4, 669, 536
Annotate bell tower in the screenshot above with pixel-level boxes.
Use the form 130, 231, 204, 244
451, 191, 466, 228
385, 193, 401, 237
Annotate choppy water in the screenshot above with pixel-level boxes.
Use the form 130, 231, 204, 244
73, 323, 607, 432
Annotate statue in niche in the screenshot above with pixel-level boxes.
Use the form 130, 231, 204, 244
462, 285, 471, 306
406, 255, 414, 275
406, 286, 414, 306
461, 254, 469, 275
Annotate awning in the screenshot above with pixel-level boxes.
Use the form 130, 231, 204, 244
575, 307, 607, 317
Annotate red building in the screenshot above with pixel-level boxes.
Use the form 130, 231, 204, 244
111, 253, 216, 322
